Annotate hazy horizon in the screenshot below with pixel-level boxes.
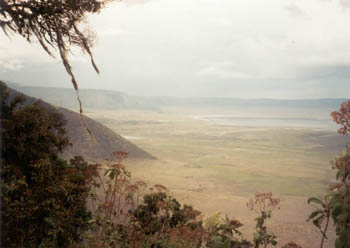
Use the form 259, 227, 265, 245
7, 82, 350, 100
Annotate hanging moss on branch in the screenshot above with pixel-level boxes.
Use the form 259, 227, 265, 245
0, 0, 109, 113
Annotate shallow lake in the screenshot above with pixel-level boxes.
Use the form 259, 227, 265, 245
198, 115, 337, 129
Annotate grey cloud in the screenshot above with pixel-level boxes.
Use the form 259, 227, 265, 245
323, 0, 350, 9
197, 61, 254, 80
299, 64, 350, 81
340, 0, 350, 9
284, 3, 309, 19
2, 0, 350, 99
0, 59, 24, 71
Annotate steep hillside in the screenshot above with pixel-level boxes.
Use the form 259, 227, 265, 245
58, 108, 156, 161
6, 87, 156, 161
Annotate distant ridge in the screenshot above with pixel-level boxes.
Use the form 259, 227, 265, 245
6, 86, 156, 162
9, 85, 158, 111
9, 84, 349, 111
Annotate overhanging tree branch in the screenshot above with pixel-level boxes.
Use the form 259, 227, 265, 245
0, 0, 109, 113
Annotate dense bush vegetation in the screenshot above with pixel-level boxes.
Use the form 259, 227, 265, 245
307, 101, 350, 248
84, 152, 282, 248
1, 82, 96, 247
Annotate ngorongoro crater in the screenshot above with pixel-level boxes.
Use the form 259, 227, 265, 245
1, 1, 350, 247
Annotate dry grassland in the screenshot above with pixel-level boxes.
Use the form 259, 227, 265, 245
85, 108, 348, 248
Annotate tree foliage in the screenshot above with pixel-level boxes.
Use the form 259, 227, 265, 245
331, 101, 350, 135
0, 0, 108, 112
84, 151, 297, 248
308, 100, 350, 248
85, 153, 258, 248
329, 146, 350, 248
307, 194, 332, 248
246, 192, 280, 248
0, 82, 96, 247
308, 147, 350, 248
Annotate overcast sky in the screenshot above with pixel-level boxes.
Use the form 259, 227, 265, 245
1, 0, 350, 99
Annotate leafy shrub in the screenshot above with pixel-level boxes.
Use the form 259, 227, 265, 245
247, 192, 280, 248
308, 101, 350, 248
85, 152, 204, 248
1, 82, 95, 247
329, 146, 350, 248
308, 146, 350, 248
331, 101, 350, 136
85, 151, 287, 248
307, 192, 332, 248
203, 212, 250, 248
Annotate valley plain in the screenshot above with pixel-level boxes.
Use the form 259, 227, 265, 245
84, 106, 348, 248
